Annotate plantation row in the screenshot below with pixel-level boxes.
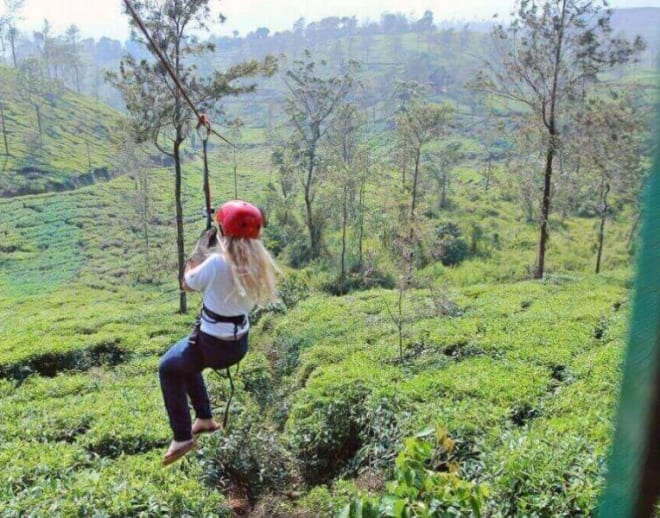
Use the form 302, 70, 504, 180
0, 263, 629, 515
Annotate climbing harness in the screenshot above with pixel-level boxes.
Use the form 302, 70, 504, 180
187, 303, 247, 429
201, 304, 247, 428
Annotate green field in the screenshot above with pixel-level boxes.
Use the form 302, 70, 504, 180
0, 67, 123, 197
1, 10, 657, 514
0, 142, 640, 515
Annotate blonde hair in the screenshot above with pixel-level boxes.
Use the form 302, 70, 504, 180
220, 236, 280, 305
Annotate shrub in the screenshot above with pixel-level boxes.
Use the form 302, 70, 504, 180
287, 378, 369, 484
431, 222, 470, 267
342, 427, 489, 517
200, 403, 296, 502
277, 270, 311, 309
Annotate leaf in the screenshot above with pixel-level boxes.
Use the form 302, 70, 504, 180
415, 427, 435, 439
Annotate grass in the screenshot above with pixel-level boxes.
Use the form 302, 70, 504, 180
0, 66, 124, 197
0, 77, 645, 516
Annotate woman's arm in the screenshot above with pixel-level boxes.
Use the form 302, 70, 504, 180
182, 228, 218, 292
181, 260, 199, 292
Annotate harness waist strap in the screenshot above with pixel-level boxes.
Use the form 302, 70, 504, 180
201, 305, 247, 327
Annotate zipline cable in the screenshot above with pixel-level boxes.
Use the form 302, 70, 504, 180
122, 0, 235, 147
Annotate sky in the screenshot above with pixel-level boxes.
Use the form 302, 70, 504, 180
3, 0, 660, 42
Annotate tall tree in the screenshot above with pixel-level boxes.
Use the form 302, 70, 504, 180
0, 101, 9, 156
108, 0, 277, 313
281, 51, 357, 259
3, 0, 23, 67
473, 0, 644, 278
577, 93, 647, 273
33, 19, 55, 79
429, 141, 463, 209
326, 103, 368, 292
64, 24, 83, 92
395, 83, 454, 237
17, 57, 45, 143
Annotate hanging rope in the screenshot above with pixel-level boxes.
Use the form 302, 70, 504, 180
233, 147, 238, 199
197, 114, 213, 229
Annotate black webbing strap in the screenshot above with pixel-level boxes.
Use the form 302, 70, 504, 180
223, 367, 234, 429
202, 305, 246, 429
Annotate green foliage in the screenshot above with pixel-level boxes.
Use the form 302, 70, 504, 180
200, 401, 295, 501
0, 31, 650, 517
0, 66, 123, 197
432, 222, 470, 267
343, 427, 489, 517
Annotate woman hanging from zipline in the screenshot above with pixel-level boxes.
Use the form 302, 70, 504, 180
159, 200, 280, 466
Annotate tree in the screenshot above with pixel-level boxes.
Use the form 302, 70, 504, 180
473, 0, 644, 278
3, 0, 23, 67
17, 57, 45, 143
394, 83, 454, 246
0, 102, 8, 156
577, 92, 647, 273
429, 141, 463, 209
281, 51, 357, 259
0, 16, 7, 65
326, 103, 368, 292
108, 0, 277, 313
33, 19, 55, 80
64, 25, 83, 92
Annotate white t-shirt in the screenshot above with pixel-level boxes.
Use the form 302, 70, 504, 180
184, 253, 254, 339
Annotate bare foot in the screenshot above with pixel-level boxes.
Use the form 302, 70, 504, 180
163, 439, 196, 466
192, 418, 221, 435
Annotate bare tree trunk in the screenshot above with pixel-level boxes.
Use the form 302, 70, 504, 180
397, 281, 404, 363
401, 141, 408, 190
534, 0, 567, 280
408, 146, 422, 271
596, 180, 610, 274
340, 184, 348, 293
174, 137, 187, 314
357, 180, 365, 271
411, 146, 421, 218
74, 65, 80, 93
485, 155, 492, 191
440, 171, 448, 208
85, 140, 92, 172
142, 172, 151, 276
9, 28, 17, 67
536, 139, 555, 278
304, 140, 319, 258
0, 103, 9, 156
34, 104, 42, 137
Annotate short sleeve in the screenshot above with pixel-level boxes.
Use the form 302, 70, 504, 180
184, 254, 219, 291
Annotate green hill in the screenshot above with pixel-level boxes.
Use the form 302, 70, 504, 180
0, 66, 124, 197
0, 6, 655, 515
0, 135, 640, 514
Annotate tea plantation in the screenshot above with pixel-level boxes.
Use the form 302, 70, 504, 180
0, 143, 640, 516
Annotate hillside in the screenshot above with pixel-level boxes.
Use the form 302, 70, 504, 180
0, 134, 641, 514
0, 66, 124, 197
0, 3, 656, 515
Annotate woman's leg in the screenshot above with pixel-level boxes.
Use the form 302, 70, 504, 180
158, 336, 204, 441
185, 372, 213, 420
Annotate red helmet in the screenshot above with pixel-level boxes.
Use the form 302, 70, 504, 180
215, 200, 263, 239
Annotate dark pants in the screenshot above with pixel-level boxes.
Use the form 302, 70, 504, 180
158, 330, 248, 441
